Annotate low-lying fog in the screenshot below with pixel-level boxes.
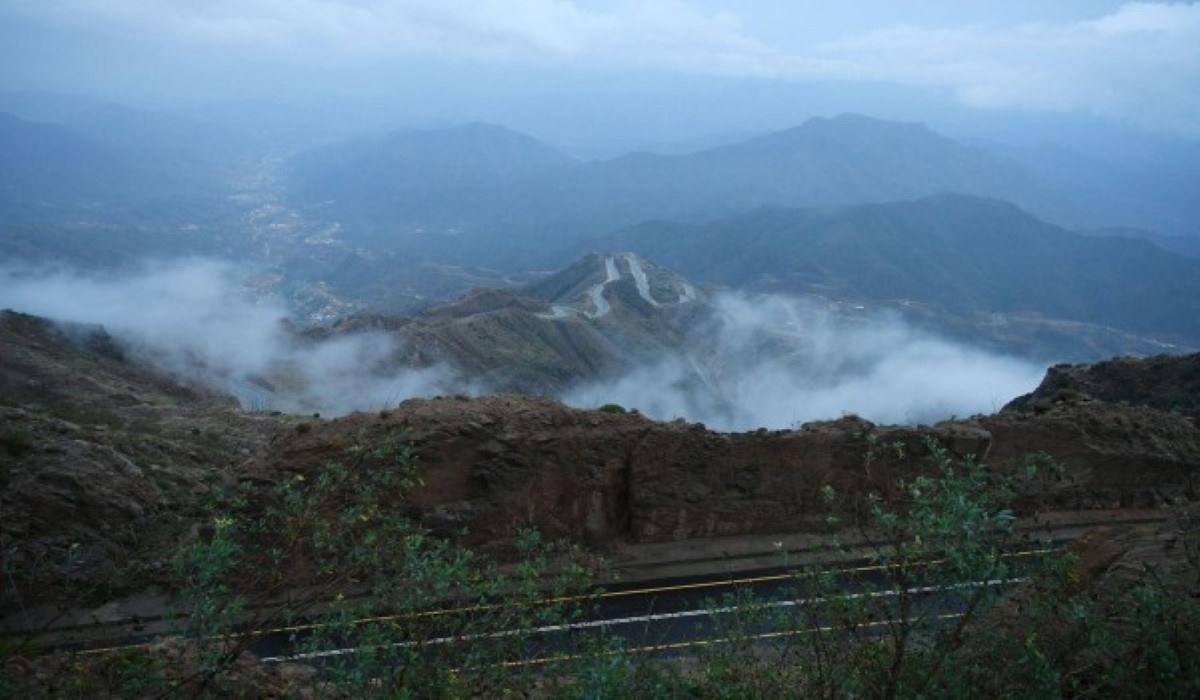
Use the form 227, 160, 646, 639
0, 259, 462, 414
567, 293, 1045, 429
0, 259, 1045, 430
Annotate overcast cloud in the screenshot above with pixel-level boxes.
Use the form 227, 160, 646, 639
2, 1, 1198, 137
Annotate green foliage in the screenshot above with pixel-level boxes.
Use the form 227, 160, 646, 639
597, 403, 627, 414
144, 430, 603, 696
0, 430, 34, 459
11, 432, 1197, 698
603, 441, 1199, 699
720, 439, 1033, 698
171, 514, 246, 681
949, 535, 1200, 698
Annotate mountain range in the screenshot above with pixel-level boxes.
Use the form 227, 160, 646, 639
284, 114, 1095, 268
590, 194, 1200, 343
3, 94, 1199, 367
289, 247, 1192, 418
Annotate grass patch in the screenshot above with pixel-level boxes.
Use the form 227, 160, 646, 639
0, 430, 34, 458
44, 401, 123, 430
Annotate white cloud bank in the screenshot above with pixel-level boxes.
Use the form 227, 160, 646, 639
564, 293, 1046, 431
0, 259, 462, 414
7, 1, 1199, 136
0, 259, 1051, 431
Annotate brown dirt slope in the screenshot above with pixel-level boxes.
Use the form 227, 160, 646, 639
0, 310, 283, 612
250, 395, 1200, 547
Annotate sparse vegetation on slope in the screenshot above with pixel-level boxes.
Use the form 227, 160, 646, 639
4, 430, 1197, 697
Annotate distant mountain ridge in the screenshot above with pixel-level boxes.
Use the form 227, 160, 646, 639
368, 252, 707, 394
590, 194, 1200, 343
0, 91, 258, 167
0, 112, 143, 207
0, 103, 243, 222
284, 113, 1085, 267
287, 122, 575, 226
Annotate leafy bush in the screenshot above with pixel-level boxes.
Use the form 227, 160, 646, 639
8, 433, 1197, 698
156, 431, 601, 696
0, 430, 34, 458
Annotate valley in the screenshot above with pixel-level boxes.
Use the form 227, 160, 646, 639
2, 81, 1199, 695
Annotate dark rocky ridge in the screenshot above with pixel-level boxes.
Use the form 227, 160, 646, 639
0, 310, 285, 608
301, 253, 709, 396
252, 395, 1200, 547
4, 306, 1198, 617
1005, 352, 1200, 418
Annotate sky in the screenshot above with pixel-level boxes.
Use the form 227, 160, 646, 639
1, 1, 1198, 150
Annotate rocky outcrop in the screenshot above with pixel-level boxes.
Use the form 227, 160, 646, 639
1005, 352, 1200, 418
251, 396, 1200, 546
4, 304, 1198, 617
299, 254, 711, 397
0, 311, 283, 608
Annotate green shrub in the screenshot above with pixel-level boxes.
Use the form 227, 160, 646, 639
597, 403, 627, 414
0, 430, 33, 458
152, 432, 601, 697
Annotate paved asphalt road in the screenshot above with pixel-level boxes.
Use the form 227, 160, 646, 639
248, 545, 1055, 666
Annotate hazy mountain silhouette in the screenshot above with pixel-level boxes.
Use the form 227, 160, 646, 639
0, 112, 151, 214
288, 122, 575, 225
286, 114, 1088, 267
590, 194, 1200, 342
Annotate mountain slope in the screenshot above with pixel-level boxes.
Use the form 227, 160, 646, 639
1005, 352, 1200, 418
591, 194, 1200, 341
287, 122, 575, 227
0, 112, 143, 210
284, 115, 1076, 267
0, 91, 258, 170
0, 109, 239, 222
567, 113, 1058, 224
310, 253, 707, 395
978, 135, 1200, 239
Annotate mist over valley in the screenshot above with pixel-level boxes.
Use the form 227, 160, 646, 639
3, 96, 1199, 429
6, 5, 1200, 695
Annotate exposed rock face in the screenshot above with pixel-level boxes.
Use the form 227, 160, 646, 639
981, 403, 1199, 509
401, 254, 707, 395
301, 253, 710, 397
251, 396, 1200, 546
4, 305, 1198, 617
0, 311, 282, 606
1005, 352, 1200, 418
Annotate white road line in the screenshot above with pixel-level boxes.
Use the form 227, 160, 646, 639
604, 256, 620, 283
261, 577, 1024, 663
623, 253, 659, 307
585, 256, 621, 318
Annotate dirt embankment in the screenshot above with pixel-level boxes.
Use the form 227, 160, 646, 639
0, 311, 284, 610
3, 306, 1197, 615
250, 396, 1200, 547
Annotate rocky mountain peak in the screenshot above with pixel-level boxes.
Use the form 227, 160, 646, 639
524, 252, 703, 320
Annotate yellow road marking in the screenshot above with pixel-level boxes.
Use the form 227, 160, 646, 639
68, 548, 1047, 658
